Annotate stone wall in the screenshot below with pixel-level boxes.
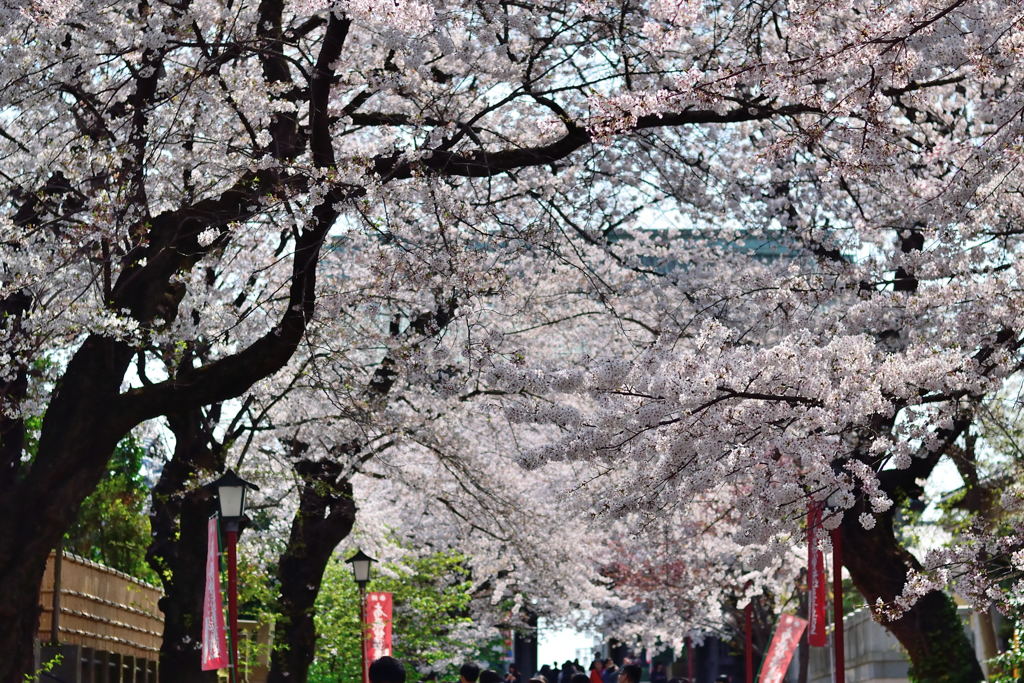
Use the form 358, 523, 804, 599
800, 606, 985, 683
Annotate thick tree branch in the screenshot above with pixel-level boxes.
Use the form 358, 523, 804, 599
115, 192, 345, 426
256, 0, 303, 160
370, 103, 816, 180
309, 13, 350, 167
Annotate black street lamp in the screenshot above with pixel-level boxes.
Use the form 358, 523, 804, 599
345, 549, 377, 683
209, 469, 258, 530
346, 548, 376, 587
207, 469, 259, 680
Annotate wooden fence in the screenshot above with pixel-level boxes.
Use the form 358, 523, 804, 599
38, 551, 163, 660
35, 551, 272, 683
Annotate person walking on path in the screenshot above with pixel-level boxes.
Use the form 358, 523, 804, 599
602, 660, 618, 683
480, 670, 503, 683
370, 657, 407, 683
619, 664, 642, 683
461, 663, 481, 683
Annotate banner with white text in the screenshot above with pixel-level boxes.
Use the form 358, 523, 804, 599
365, 592, 394, 664
758, 614, 808, 683
807, 502, 827, 646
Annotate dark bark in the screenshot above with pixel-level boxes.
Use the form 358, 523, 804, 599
0, 185, 126, 682
0, 337, 130, 683
259, 25, 356, 680
370, 103, 819, 181
839, 498, 983, 682
115, 200, 340, 425
147, 409, 224, 683
268, 458, 357, 683
255, 0, 304, 160
0, 556, 45, 683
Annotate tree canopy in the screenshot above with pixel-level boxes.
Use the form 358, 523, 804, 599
3, 0, 1024, 681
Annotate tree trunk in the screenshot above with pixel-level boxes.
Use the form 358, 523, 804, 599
0, 552, 47, 683
0, 452, 122, 682
268, 461, 356, 683
840, 502, 983, 683
147, 409, 223, 683
0, 337, 132, 683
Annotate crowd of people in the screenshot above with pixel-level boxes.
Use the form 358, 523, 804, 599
366, 655, 717, 683
530, 657, 706, 683
533, 658, 635, 683
366, 658, 527, 683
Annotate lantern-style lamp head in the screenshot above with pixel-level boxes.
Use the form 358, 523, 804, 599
345, 548, 376, 588
207, 469, 259, 530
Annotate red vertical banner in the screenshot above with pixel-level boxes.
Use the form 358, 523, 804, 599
365, 592, 394, 662
201, 515, 228, 671
807, 502, 827, 647
758, 614, 808, 683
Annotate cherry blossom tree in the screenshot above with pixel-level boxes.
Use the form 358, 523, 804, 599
4, 0, 1024, 681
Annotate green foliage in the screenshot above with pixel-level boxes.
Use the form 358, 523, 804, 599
308, 550, 478, 683
64, 435, 158, 584
989, 645, 1024, 683
474, 633, 517, 674
840, 578, 865, 616
24, 653, 62, 682
237, 551, 281, 621
22, 415, 42, 463
989, 621, 1024, 683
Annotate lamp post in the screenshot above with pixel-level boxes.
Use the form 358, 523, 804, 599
831, 527, 845, 683
825, 495, 846, 683
208, 469, 259, 682
345, 549, 377, 683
